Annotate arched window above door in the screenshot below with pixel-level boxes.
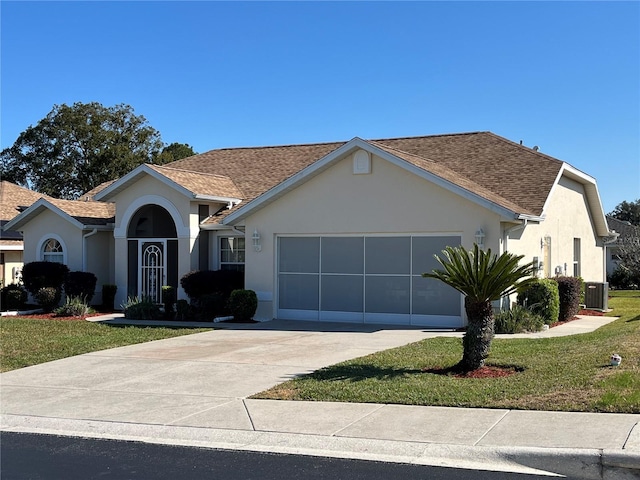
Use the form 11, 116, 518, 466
127, 205, 177, 238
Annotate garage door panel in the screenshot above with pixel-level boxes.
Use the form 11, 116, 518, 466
321, 275, 363, 312
412, 276, 461, 316
321, 237, 364, 274
365, 276, 410, 314
412, 236, 461, 273
365, 237, 411, 274
279, 274, 319, 310
279, 237, 320, 273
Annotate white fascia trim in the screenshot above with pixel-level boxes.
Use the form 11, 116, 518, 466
3, 198, 85, 231
542, 163, 609, 237
95, 164, 195, 201
200, 224, 237, 231
223, 137, 522, 225
0, 245, 24, 251
194, 194, 242, 208
516, 213, 545, 222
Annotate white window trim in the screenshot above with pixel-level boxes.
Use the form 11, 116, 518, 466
37, 234, 68, 264
219, 236, 246, 271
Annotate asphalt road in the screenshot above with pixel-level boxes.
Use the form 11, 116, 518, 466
1, 432, 582, 480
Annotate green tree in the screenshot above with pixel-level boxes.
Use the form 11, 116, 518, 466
157, 142, 197, 163
0, 102, 167, 199
609, 199, 640, 226
423, 245, 536, 371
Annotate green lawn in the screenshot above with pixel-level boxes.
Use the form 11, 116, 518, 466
0, 318, 209, 372
254, 291, 640, 413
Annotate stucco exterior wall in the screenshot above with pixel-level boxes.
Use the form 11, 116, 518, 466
240, 151, 502, 320
1, 250, 23, 286
508, 175, 604, 282
85, 231, 114, 304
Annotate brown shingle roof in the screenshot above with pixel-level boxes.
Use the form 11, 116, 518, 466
170, 132, 562, 223
47, 198, 115, 226
81, 180, 116, 201
0, 181, 52, 221
148, 165, 244, 200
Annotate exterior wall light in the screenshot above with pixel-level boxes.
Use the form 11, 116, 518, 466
252, 229, 262, 252
474, 228, 485, 249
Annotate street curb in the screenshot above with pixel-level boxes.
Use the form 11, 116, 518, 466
3, 414, 639, 478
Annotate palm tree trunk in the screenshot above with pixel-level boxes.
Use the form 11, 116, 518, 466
459, 297, 495, 371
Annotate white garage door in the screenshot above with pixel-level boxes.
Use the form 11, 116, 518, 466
277, 235, 462, 327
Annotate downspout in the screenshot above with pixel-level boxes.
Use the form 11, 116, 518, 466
82, 228, 98, 272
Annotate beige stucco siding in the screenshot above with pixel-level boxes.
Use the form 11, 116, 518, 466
241, 152, 502, 320
1, 250, 23, 286
508, 175, 604, 282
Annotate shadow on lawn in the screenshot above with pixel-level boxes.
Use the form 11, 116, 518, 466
311, 364, 424, 382
625, 314, 640, 323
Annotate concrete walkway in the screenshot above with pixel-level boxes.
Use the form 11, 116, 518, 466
1, 316, 638, 479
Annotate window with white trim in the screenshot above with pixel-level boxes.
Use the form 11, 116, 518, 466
220, 237, 245, 272
42, 239, 64, 264
573, 238, 581, 277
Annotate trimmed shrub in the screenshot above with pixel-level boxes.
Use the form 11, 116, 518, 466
494, 305, 545, 334
556, 276, 582, 322
517, 278, 560, 325
122, 296, 161, 320
180, 269, 244, 302
65, 271, 97, 303
161, 285, 176, 319
22, 261, 69, 296
102, 284, 117, 311
1, 284, 28, 311
175, 299, 190, 321
197, 292, 227, 320
229, 289, 258, 322
35, 287, 62, 313
55, 296, 90, 318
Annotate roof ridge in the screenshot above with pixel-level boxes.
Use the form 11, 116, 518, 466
484, 132, 565, 167
370, 131, 490, 143
196, 139, 347, 155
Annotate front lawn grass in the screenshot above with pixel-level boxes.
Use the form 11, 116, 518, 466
0, 318, 209, 372
254, 291, 640, 413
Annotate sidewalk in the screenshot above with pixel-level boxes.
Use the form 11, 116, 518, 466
2, 316, 638, 479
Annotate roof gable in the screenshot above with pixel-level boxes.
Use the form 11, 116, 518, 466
94, 164, 243, 205
3, 197, 115, 231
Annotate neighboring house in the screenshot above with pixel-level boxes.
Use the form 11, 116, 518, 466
3, 132, 614, 327
0, 181, 54, 287
605, 215, 640, 276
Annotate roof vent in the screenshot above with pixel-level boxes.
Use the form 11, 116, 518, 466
532, 146, 539, 152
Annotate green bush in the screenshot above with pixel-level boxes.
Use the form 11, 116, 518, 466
175, 299, 191, 321
229, 289, 258, 322
556, 276, 582, 322
65, 271, 97, 303
517, 278, 560, 325
55, 296, 90, 318
494, 305, 545, 334
161, 285, 176, 316
180, 269, 244, 302
608, 266, 639, 290
1, 284, 28, 311
197, 292, 227, 320
102, 284, 117, 311
122, 296, 161, 320
22, 261, 69, 296
35, 287, 62, 313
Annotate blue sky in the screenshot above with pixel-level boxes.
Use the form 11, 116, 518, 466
1, 1, 638, 212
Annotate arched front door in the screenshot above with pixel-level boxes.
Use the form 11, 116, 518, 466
127, 205, 178, 301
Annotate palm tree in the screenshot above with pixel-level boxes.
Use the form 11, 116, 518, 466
423, 244, 536, 371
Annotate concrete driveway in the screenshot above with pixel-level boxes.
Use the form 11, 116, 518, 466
1, 320, 443, 428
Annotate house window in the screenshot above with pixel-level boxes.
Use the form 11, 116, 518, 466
573, 238, 581, 277
42, 239, 64, 264
220, 237, 245, 272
